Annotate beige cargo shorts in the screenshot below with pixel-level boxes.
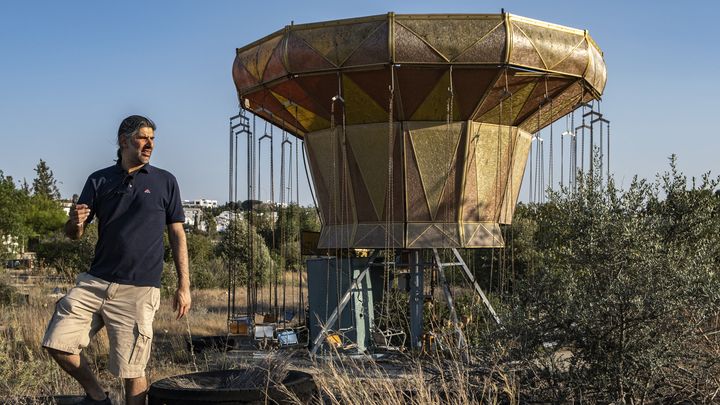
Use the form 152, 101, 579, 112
42, 272, 161, 379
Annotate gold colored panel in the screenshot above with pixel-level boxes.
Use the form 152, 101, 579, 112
343, 21, 389, 67
271, 91, 330, 132
407, 223, 460, 248
588, 43, 607, 93
517, 82, 582, 133
454, 22, 506, 63
462, 137, 479, 222
393, 22, 446, 63
513, 20, 585, 70
353, 223, 404, 248
472, 123, 514, 222
343, 75, 388, 125
478, 82, 536, 126
552, 38, 589, 77
462, 223, 504, 247
409, 70, 461, 121
399, 17, 502, 62
404, 128, 432, 221
294, 21, 383, 66
232, 57, 259, 91
499, 129, 532, 224
305, 129, 339, 223
508, 24, 544, 70
352, 224, 381, 247
318, 224, 356, 249
408, 122, 463, 220
244, 35, 282, 81
346, 123, 398, 220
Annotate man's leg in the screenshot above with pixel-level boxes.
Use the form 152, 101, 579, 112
46, 348, 107, 401
124, 377, 148, 405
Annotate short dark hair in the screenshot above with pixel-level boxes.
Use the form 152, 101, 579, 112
116, 115, 156, 162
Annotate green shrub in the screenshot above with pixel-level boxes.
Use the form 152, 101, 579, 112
500, 156, 720, 402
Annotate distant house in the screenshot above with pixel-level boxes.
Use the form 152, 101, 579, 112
2, 234, 22, 258
214, 211, 242, 233
182, 199, 218, 209
181, 198, 219, 232
183, 207, 207, 232
60, 200, 73, 216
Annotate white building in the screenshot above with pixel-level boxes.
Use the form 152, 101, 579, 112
183, 207, 207, 232
182, 199, 218, 209
215, 210, 242, 232
60, 200, 73, 216
2, 234, 21, 256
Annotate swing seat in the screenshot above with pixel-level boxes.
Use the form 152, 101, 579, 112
263, 314, 277, 323
254, 324, 276, 340
278, 329, 299, 346
228, 316, 252, 336
372, 328, 406, 350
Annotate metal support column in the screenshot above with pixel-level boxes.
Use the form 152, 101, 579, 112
409, 250, 424, 349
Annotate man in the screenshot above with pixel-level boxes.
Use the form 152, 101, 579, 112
42, 115, 191, 405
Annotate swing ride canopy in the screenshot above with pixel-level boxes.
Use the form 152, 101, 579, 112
233, 12, 607, 249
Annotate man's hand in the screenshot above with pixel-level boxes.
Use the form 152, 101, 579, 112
70, 204, 90, 226
65, 203, 90, 239
173, 287, 191, 320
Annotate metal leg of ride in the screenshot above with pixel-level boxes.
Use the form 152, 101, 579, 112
450, 248, 501, 325
432, 249, 469, 362
310, 250, 379, 355
409, 250, 424, 349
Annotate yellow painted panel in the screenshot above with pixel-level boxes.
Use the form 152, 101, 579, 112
346, 124, 396, 220
408, 122, 463, 220
472, 123, 514, 222
343, 75, 388, 124
478, 82, 535, 125
409, 70, 461, 121
499, 129, 532, 224
271, 91, 329, 132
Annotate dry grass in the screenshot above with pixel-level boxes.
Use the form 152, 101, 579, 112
0, 273, 516, 404
309, 353, 517, 404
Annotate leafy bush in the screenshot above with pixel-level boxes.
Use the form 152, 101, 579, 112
35, 224, 98, 278
499, 156, 720, 402
216, 219, 273, 286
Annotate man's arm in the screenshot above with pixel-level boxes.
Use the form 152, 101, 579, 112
65, 204, 90, 240
167, 222, 191, 319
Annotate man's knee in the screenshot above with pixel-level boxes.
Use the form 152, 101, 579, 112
124, 377, 148, 395
45, 347, 82, 369
124, 376, 147, 388
45, 346, 71, 360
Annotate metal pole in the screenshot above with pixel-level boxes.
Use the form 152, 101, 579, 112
432, 249, 469, 362
409, 250, 424, 349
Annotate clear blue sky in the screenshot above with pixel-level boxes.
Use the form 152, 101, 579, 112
1, 0, 718, 205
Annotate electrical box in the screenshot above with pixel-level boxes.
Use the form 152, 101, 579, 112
306, 257, 384, 353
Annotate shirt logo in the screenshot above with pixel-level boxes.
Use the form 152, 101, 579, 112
144, 188, 151, 194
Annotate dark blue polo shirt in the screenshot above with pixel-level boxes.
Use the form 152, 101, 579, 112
78, 163, 185, 287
